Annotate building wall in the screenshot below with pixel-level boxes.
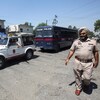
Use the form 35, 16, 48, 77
8, 24, 33, 34
0, 20, 5, 28
8, 25, 19, 32
19, 25, 33, 33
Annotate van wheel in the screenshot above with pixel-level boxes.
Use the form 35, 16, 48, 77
25, 50, 33, 60
0, 57, 5, 69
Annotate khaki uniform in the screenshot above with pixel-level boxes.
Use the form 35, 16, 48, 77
70, 38, 98, 90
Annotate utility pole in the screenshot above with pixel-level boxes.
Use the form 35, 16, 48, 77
46, 20, 48, 25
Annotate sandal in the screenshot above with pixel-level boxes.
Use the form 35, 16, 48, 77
75, 89, 82, 96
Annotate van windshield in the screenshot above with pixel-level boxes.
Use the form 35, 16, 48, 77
0, 38, 8, 45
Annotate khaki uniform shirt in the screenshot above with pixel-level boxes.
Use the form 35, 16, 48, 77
70, 38, 98, 60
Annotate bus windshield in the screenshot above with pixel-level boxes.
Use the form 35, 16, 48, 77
43, 30, 52, 37
0, 38, 8, 45
36, 30, 52, 37
35, 31, 43, 37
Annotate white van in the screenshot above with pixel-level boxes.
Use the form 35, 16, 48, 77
0, 33, 35, 68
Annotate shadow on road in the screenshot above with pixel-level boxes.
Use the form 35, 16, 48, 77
0, 54, 39, 70
69, 81, 98, 95
83, 82, 98, 95
38, 46, 71, 53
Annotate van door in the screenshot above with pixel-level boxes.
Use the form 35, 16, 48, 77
7, 38, 23, 58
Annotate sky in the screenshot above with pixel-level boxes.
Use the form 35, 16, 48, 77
0, 0, 100, 32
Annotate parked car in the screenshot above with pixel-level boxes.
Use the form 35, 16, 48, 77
0, 33, 36, 68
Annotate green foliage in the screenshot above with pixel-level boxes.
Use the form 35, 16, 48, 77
33, 22, 47, 36
68, 25, 72, 29
36, 22, 47, 27
88, 31, 95, 38
73, 26, 77, 30
33, 29, 36, 36
94, 19, 100, 32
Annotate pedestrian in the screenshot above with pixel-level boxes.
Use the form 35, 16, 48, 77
65, 27, 99, 96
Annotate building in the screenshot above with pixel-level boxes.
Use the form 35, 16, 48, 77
0, 19, 6, 32
7, 22, 34, 36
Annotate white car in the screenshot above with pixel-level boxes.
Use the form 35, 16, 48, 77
0, 33, 36, 68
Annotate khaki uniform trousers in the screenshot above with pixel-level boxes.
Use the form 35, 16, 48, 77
73, 58, 94, 90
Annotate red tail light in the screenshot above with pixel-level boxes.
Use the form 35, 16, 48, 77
44, 38, 54, 41
34, 38, 43, 41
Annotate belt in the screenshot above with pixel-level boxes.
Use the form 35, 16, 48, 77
75, 56, 92, 63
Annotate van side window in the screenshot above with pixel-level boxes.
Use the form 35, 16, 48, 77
9, 38, 19, 46
22, 36, 33, 46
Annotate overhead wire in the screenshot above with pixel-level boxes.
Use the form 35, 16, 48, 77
61, 0, 100, 20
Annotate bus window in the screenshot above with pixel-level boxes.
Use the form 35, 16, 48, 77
43, 30, 52, 37
54, 32, 61, 38
35, 31, 43, 37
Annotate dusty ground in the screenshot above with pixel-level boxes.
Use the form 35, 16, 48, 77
0, 44, 100, 100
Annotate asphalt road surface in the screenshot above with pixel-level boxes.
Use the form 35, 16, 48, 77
0, 44, 100, 100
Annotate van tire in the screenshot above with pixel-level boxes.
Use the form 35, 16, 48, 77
25, 50, 33, 60
0, 57, 5, 69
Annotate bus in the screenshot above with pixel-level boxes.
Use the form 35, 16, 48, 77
34, 25, 78, 52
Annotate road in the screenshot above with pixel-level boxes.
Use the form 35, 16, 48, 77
0, 44, 100, 100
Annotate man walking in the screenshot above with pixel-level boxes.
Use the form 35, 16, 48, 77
65, 27, 99, 96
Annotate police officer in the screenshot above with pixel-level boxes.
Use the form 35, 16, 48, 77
65, 27, 99, 96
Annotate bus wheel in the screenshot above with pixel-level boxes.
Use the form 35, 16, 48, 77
55, 45, 60, 52
0, 57, 5, 69
41, 48, 44, 52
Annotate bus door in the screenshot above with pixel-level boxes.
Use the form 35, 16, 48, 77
54, 30, 68, 48
52, 31, 61, 51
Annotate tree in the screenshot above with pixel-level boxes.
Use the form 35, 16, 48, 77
36, 22, 47, 27
88, 31, 95, 38
24, 22, 29, 26
94, 19, 100, 32
68, 25, 72, 29
33, 22, 47, 36
73, 26, 77, 30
